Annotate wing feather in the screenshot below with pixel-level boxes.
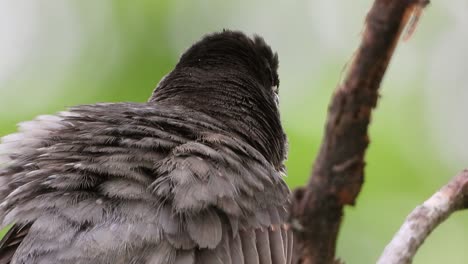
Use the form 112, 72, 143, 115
0, 224, 30, 264
0, 103, 291, 263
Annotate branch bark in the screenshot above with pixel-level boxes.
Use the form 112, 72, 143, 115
377, 170, 468, 264
290, 1, 429, 263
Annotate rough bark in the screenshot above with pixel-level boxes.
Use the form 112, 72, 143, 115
289, 1, 429, 263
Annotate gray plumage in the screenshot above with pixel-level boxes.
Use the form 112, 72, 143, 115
0, 30, 292, 263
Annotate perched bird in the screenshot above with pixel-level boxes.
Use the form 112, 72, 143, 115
0, 30, 292, 264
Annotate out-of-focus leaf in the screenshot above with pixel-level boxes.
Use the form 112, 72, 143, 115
0, 224, 13, 241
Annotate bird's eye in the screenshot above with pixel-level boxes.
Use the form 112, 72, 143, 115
272, 85, 279, 106
272, 85, 279, 94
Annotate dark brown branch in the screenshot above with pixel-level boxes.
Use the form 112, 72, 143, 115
289, 1, 429, 263
377, 170, 468, 264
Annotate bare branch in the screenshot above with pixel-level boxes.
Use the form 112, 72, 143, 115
290, 0, 429, 263
377, 170, 468, 264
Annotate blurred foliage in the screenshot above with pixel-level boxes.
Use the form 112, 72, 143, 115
0, 224, 11, 241
0, 1, 467, 263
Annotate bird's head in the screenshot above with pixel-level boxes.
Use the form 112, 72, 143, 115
175, 30, 279, 95
150, 30, 286, 168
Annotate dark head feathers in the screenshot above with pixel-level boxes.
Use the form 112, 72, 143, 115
175, 30, 279, 89
150, 30, 286, 167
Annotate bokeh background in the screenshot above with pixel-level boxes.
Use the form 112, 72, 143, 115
1, 0, 467, 263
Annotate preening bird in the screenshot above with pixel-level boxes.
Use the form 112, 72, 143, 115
0, 30, 292, 264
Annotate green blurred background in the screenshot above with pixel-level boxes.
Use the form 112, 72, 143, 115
1, 1, 467, 263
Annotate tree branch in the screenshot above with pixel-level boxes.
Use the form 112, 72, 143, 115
377, 170, 468, 264
290, 0, 429, 263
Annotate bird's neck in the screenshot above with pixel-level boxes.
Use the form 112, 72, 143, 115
150, 68, 286, 168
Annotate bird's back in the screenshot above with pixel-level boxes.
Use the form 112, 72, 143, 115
0, 102, 292, 264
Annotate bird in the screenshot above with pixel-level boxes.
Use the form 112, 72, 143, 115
0, 30, 292, 264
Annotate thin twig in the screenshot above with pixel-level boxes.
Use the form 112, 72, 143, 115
377, 170, 468, 264
290, 0, 429, 263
